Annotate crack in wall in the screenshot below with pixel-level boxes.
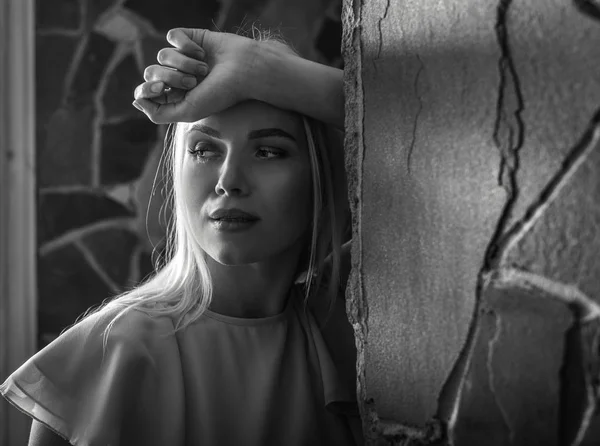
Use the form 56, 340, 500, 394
487, 267, 600, 322
437, 0, 525, 434
486, 309, 515, 443
564, 321, 600, 446
375, 0, 390, 61
491, 5, 600, 441
493, 0, 600, 264
406, 54, 424, 174
573, 0, 600, 21
354, 0, 600, 442
497, 108, 600, 267
487, 267, 600, 445
484, 0, 526, 267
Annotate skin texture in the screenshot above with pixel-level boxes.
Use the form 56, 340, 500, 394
134, 28, 344, 129
182, 100, 313, 318
183, 100, 311, 265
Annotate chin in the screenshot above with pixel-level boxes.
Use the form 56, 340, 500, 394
207, 247, 262, 266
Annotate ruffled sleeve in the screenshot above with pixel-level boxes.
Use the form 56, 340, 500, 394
0, 307, 185, 446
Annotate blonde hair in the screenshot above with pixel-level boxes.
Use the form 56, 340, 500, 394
70, 33, 348, 350
81, 113, 348, 349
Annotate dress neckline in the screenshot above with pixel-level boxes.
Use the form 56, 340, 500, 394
202, 292, 296, 327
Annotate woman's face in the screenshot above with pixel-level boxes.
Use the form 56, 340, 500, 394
179, 100, 312, 266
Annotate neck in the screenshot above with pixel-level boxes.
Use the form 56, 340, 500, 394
206, 243, 304, 318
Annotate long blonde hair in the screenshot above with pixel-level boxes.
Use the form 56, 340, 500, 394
66, 28, 348, 348
82, 112, 348, 348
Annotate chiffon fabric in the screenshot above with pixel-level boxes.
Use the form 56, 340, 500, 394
0, 286, 359, 446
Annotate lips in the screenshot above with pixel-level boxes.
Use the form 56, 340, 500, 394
209, 208, 260, 222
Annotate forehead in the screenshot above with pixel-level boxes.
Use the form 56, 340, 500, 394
188, 100, 304, 137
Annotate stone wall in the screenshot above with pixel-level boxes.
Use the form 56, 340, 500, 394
343, 0, 600, 444
36, 0, 342, 347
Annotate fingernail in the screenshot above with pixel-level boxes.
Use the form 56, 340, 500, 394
196, 47, 206, 59
150, 82, 164, 93
132, 101, 143, 112
182, 76, 197, 88
196, 64, 208, 76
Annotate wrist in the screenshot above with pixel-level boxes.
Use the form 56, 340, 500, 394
245, 39, 344, 128
246, 40, 293, 103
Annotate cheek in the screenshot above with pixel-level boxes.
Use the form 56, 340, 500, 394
180, 163, 214, 210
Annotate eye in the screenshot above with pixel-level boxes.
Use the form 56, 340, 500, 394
256, 147, 284, 160
188, 142, 220, 162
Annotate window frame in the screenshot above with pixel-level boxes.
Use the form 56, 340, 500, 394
0, 0, 37, 444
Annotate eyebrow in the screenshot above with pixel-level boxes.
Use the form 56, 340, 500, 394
248, 128, 296, 142
188, 124, 221, 138
188, 124, 297, 142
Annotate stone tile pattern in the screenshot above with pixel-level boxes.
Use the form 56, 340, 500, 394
344, 0, 600, 444
36, 0, 343, 347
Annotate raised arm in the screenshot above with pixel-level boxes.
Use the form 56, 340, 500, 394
133, 28, 344, 129
251, 42, 344, 128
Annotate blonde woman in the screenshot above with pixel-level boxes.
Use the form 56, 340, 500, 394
1, 28, 361, 445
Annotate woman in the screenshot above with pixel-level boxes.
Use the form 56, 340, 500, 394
1, 28, 360, 445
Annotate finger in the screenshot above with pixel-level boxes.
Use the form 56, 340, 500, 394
143, 65, 202, 90
132, 100, 146, 114
134, 80, 187, 105
132, 98, 162, 122
133, 85, 186, 110
133, 80, 167, 100
156, 48, 209, 76
135, 72, 231, 124
133, 98, 187, 124
166, 28, 206, 59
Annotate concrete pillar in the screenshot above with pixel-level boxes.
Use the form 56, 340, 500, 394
343, 0, 600, 444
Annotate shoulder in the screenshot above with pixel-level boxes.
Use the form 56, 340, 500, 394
101, 305, 175, 341
4, 304, 184, 446
57, 304, 178, 366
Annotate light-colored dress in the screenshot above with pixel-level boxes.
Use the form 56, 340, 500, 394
0, 286, 360, 446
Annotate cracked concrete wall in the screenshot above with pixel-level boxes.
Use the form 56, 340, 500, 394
342, 0, 600, 444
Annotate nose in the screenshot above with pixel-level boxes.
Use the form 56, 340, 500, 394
215, 153, 249, 197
